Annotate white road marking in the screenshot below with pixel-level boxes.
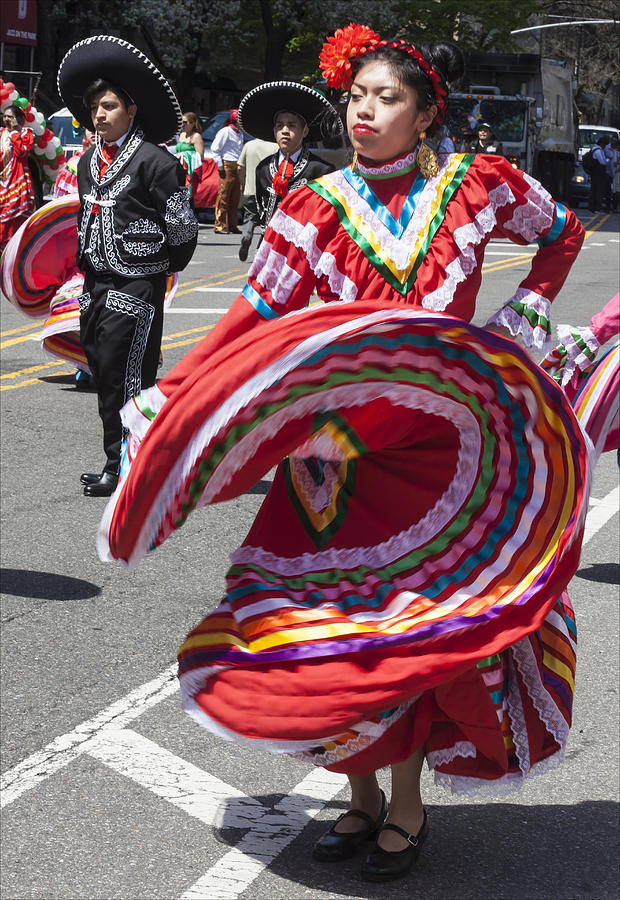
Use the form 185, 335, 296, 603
583, 486, 619, 545
1, 489, 617, 837
588, 242, 606, 246
181, 767, 346, 900
166, 307, 231, 314
0, 663, 178, 809
89, 728, 262, 826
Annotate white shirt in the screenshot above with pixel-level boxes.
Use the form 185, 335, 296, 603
592, 145, 607, 167
210, 125, 244, 168
277, 146, 303, 165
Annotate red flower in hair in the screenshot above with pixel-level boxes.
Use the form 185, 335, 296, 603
319, 23, 380, 90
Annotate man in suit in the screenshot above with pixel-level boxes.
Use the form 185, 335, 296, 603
237, 81, 343, 260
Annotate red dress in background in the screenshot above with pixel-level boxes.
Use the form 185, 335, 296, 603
0, 127, 35, 252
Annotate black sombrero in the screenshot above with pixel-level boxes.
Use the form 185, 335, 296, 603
57, 35, 181, 144
238, 81, 343, 143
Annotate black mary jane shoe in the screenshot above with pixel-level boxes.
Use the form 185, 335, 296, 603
83, 472, 118, 497
312, 790, 387, 862
361, 810, 429, 882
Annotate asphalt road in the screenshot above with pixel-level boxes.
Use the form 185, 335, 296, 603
1, 209, 619, 900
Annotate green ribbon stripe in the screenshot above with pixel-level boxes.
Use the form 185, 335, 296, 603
310, 155, 473, 296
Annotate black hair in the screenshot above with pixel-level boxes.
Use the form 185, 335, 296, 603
351, 40, 465, 135
83, 78, 135, 111
4, 104, 26, 125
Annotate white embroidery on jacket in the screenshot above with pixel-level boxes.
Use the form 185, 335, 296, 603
105, 291, 155, 403
120, 218, 166, 256
165, 190, 198, 246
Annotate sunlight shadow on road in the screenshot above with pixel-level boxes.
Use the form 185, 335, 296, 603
0, 568, 101, 600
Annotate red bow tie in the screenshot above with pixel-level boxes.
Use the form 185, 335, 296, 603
272, 157, 294, 198
100, 142, 119, 175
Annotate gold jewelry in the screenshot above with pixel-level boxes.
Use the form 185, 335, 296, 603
351, 150, 358, 172
416, 132, 438, 179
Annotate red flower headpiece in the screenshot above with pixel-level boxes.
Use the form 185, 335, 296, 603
319, 23, 380, 91
319, 26, 448, 124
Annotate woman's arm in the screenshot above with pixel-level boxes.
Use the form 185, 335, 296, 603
483, 159, 585, 349
192, 132, 204, 157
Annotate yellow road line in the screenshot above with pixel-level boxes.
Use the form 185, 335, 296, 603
482, 256, 533, 273
0, 322, 41, 338
1, 368, 74, 391
174, 271, 246, 296
1, 329, 216, 390
0, 331, 41, 349
162, 326, 215, 350
0, 360, 64, 380
162, 325, 214, 341
585, 212, 610, 238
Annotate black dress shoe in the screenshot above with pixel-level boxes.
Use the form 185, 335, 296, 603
238, 235, 251, 261
312, 790, 387, 862
361, 810, 429, 882
81, 472, 103, 485
83, 472, 118, 497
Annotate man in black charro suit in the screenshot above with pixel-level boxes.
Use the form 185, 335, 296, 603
237, 81, 343, 261
58, 36, 198, 496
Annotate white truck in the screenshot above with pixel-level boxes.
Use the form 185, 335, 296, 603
446, 52, 578, 202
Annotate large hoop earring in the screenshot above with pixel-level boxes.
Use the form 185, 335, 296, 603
417, 131, 438, 178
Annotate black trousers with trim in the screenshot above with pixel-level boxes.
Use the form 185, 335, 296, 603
80, 268, 166, 475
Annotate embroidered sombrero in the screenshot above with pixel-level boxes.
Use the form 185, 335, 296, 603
57, 35, 182, 143
238, 80, 343, 143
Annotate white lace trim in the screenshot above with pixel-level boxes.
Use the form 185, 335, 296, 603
268, 210, 357, 302
290, 457, 345, 514
427, 740, 477, 770
556, 324, 600, 387
291, 700, 417, 767
433, 748, 566, 797
486, 289, 552, 349
356, 150, 418, 177
422, 183, 515, 311
502, 172, 555, 243
511, 635, 571, 750
252, 238, 302, 306
119, 384, 167, 439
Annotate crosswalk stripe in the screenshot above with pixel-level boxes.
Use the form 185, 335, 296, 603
88, 728, 262, 827
0, 664, 178, 809
181, 768, 346, 900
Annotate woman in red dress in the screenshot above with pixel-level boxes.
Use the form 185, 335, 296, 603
0, 105, 35, 253
101, 27, 588, 883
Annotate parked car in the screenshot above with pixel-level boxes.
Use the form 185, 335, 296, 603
570, 125, 620, 208
47, 107, 83, 159
569, 161, 590, 207
201, 111, 252, 151
577, 124, 620, 160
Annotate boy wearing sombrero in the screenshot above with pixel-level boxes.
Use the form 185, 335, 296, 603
237, 81, 342, 260
58, 36, 198, 497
